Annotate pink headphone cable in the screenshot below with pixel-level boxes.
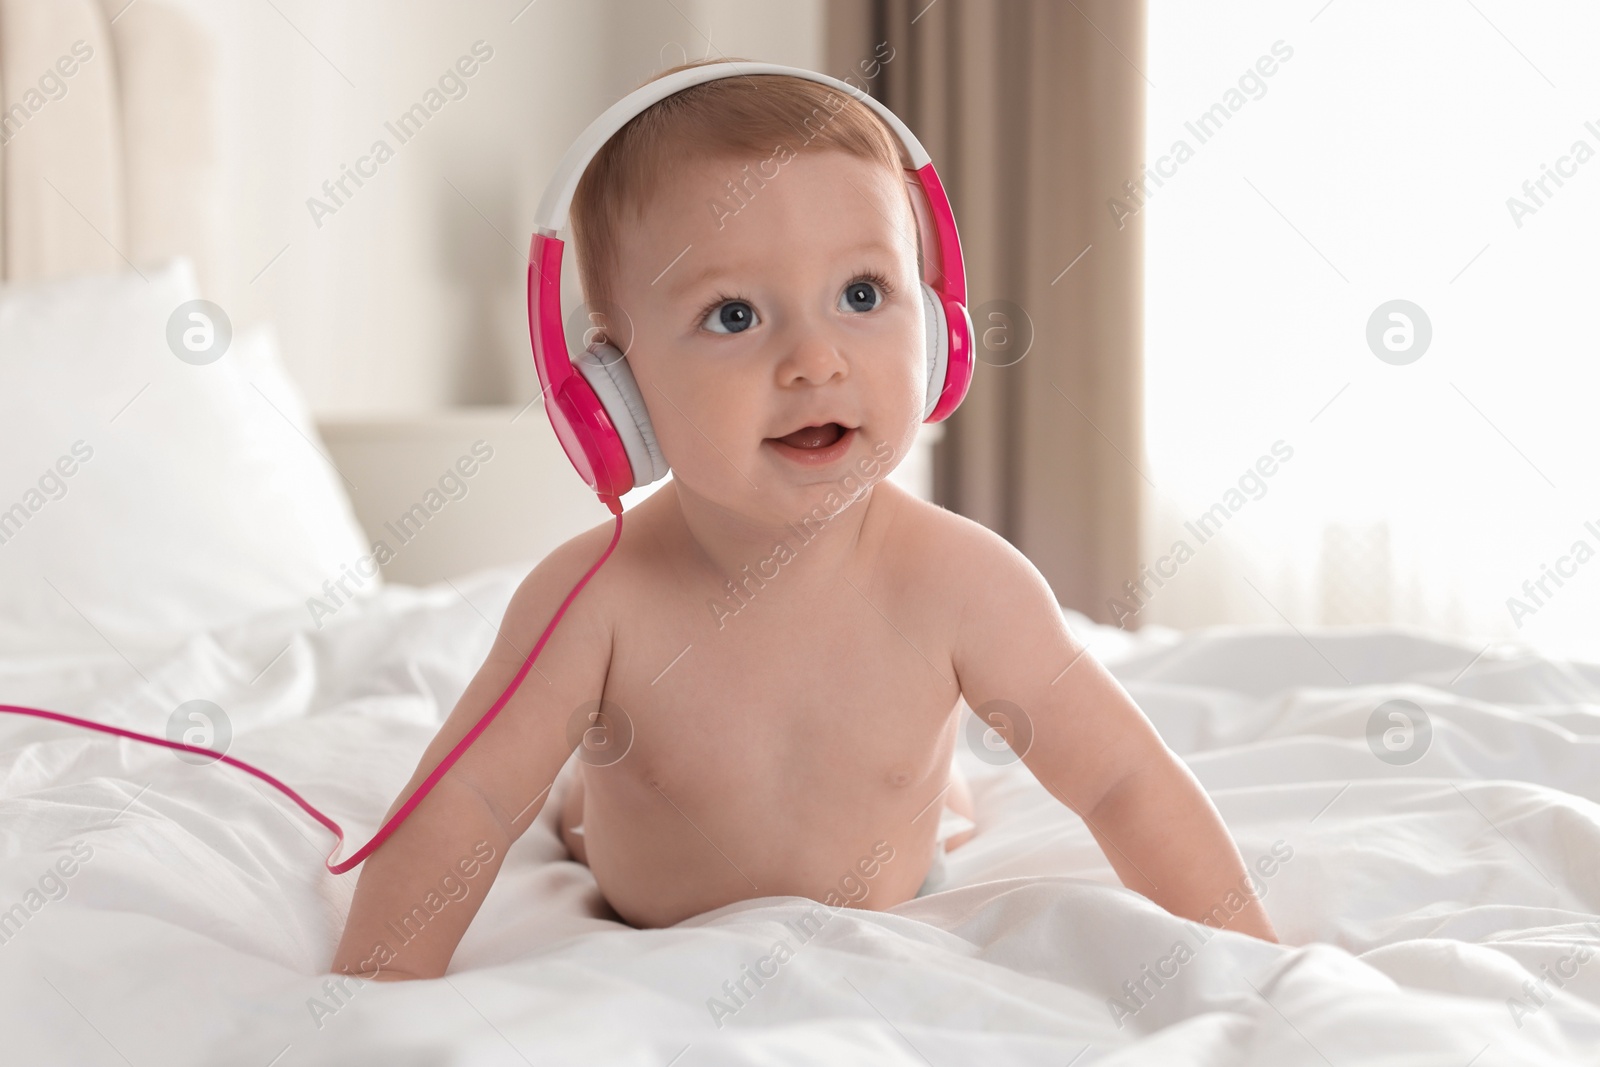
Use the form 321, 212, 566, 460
0, 498, 624, 875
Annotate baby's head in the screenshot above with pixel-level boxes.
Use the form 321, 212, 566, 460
570, 58, 928, 525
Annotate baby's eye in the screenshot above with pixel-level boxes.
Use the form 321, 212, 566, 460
701, 299, 759, 335
839, 277, 887, 314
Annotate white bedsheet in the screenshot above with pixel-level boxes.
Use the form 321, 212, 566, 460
2, 560, 1598, 1065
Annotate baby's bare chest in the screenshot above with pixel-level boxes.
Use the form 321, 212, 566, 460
592, 566, 964, 804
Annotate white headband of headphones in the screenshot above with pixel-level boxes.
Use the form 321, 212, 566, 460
533, 60, 933, 235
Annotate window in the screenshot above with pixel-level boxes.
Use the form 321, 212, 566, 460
1142, 0, 1600, 659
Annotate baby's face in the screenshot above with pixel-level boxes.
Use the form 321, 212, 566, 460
607, 148, 925, 523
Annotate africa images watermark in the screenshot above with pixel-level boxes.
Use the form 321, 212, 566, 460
306, 40, 494, 229
0, 439, 94, 549
1106, 440, 1296, 628
1107, 39, 1295, 231
558, 688, 905, 1030
0, 841, 96, 950
705, 436, 897, 630
706, 839, 897, 1029
311, 840, 497, 1027
1504, 515, 1600, 629
1504, 117, 1600, 230
306, 440, 495, 627
1506, 922, 1600, 1029
0, 39, 95, 147
1107, 839, 1295, 1029
704, 41, 896, 231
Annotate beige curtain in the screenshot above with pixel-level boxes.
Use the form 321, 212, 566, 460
827, 0, 1146, 624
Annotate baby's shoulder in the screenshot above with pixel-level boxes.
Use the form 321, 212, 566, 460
871, 483, 1026, 610
877, 482, 1018, 571
503, 517, 628, 645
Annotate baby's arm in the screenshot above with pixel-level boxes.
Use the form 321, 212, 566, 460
948, 523, 1278, 943
329, 530, 614, 980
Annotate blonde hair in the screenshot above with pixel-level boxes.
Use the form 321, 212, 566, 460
569, 57, 912, 318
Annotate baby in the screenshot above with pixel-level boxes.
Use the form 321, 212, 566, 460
332, 60, 1277, 981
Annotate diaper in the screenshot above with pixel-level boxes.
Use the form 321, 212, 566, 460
915, 803, 977, 898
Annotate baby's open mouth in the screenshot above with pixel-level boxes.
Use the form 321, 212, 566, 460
769, 423, 847, 450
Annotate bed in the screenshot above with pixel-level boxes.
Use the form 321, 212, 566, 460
3, 2, 1599, 1065
6, 575, 1600, 1064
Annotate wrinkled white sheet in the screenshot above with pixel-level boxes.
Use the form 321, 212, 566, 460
2, 560, 1598, 1065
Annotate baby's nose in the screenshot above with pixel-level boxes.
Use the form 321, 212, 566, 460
779, 335, 849, 384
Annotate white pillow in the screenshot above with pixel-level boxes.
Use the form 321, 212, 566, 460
0, 258, 378, 660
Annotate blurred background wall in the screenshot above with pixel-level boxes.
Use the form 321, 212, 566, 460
160, 0, 825, 416
135, 0, 1147, 623
58, 0, 1595, 658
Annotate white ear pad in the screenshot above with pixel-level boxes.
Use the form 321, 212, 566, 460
920, 281, 949, 421
575, 343, 670, 485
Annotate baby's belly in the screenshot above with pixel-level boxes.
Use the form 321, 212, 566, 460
574, 747, 952, 928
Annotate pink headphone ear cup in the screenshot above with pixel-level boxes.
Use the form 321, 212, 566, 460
546, 366, 636, 500
940, 297, 975, 418
921, 287, 973, 424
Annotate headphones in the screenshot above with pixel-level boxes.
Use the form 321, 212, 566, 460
526, 61, 974, 510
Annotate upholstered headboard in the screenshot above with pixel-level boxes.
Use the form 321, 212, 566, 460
0, 0, 220, 290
